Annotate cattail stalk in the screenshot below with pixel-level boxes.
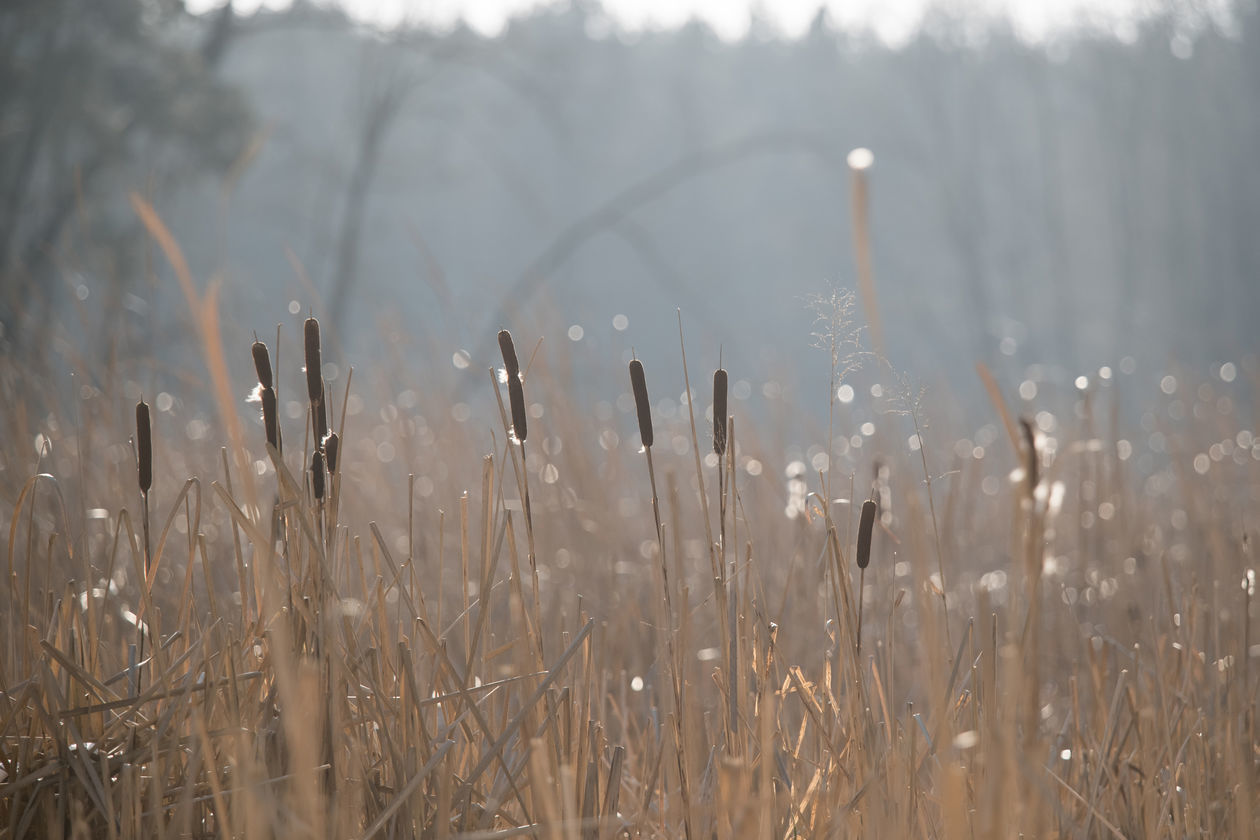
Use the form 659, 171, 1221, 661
135, 399, 153, 695
498, 330, 542, 654
628, 359, 662, 548
856, 498, 877, 654
629, 355, 692, 840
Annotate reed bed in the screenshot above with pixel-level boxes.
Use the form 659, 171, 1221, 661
0, 293, 1257, 839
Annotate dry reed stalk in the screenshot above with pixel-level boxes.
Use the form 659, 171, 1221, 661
847, 147, 884, 359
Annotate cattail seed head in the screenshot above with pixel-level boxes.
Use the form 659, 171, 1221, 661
628, 359, 653, 448
498, 329, 520, 380
314, 383, 329, 445
325, 432, 339, 474
136, 399, 152, 495
508, 377, 528, 444
1020, 417, 1038, 491
252, 340, 273, 390
261, 386, 279, 451
856, 499, 877, 569
311, 449, 325, 501
304, 317, 322, 405
712, 368, 728, 456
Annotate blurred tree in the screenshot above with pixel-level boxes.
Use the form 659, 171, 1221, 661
0, 0, 250, 353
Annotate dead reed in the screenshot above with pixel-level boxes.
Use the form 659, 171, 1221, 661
0, 303, 1256, 840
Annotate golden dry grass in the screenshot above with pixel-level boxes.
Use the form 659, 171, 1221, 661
0, 215, 1257, 838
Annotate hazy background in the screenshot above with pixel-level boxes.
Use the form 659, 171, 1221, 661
3, 0, 1257, 435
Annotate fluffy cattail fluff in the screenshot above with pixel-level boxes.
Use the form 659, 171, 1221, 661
629, 359, 653, 448
136, 399, 152, 495
856, 499, 877, 569
324, 432, 339, 474
1020, 417, 1038, 492
261, 386, 279, 450
252, 339, 273, 391
311, 450, 325, 502
712, 368, 728, 456
498, 329, 520, 380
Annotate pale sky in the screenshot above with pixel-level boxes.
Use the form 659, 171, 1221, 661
191, 0, 1208, 45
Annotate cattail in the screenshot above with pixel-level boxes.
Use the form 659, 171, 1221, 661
261, 386, 279, 450
311, 449, 325, 502
304, 317, 322, 404
314, 384, 329, 444
629, 359, 653, 448
1020, 417, 1038, 491
252, 339, 273, 390
712, 368, 728, 456
305, 317, 328, 444
136, 399, 152, 495
324, 432, 339, 474
856, 499, 877, 569
508, 377, 528, 444
498, 329, 520, 380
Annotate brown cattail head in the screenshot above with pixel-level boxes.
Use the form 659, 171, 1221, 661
261, 386, 279, 451
498, 329, 520, 380
304, 317, 322, 405
508, 377, 528, 444
325, 432, 339, 474
1019, 417, 1038, 492
252, 340, 273, 391
712, 368, 728, 456
628, 359, 653, 448
856, 498, 877, 569
136, 399, 152, 495
311, 449, 325, 501
314, 382, 329, 445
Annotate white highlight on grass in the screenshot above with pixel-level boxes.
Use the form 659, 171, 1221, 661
1220, 362, 1237, 382
1160, 374, 1177, 395
837, 384, 854, 404
630, 676, 644, 692
612, 314, 629, 331
452, 349, 471, 369
952, 730, 979, 750
568, 324, 584, 341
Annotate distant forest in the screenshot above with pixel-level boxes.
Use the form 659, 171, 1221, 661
3, 0, 1258, 418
